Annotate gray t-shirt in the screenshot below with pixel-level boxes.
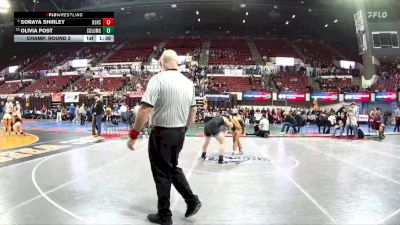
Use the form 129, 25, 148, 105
141, 70, 196, 128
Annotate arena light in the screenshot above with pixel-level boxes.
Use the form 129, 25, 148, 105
285, 21, 289, 25
196, 10, 199, 15
324, 24, 329, 28
242, 19, 246, 23
246, 11, 249, 16
0, 0, 11, 14
197, 18, 201, 22
240, 4, 246, 8
334, 19, 338, 23
292, 14, 296, 19
171, 4, 177, 8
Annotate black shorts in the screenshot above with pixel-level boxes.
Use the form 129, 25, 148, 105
204, 125, 221, 137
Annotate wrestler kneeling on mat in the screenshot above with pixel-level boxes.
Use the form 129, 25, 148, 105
12, 108, 24, 135
201, 114, 233, 164
231, 113, 245, 155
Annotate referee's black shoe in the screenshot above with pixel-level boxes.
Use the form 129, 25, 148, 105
147, 214, 172, 225
185, 197, 202, 217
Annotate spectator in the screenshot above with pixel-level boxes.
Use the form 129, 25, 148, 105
281, 112, 297, 134
79, 103, 86, 125
345, 110, 358, 138
56, 105, 62, 122
327, 113, 336, 134
119, 102, 128, 122
394, 105, 400, 132
332, 112, 346, 137
257, 114, 269, 138
0, 101, 4, 120
68, 104, 76, 122
93, 95, 104, 136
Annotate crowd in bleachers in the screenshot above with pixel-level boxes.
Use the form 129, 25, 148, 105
272, 73, 310, 92
160, 36, 202, 60
208, 38, 254, 65
22, 75, 79, 94
316, 76, 360, 93
256, 38, 298, 60
295, 40, 340, 68
107, 39, 160, 63
369, 62, 400, 92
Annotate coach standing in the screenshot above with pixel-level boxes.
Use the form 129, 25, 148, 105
127, 50, 201, 225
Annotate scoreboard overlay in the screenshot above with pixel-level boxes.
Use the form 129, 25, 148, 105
14, 12, 114, 43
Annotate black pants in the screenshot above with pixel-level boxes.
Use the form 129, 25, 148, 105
256, 130, 269, 138
80, 114, 85, 125
149, 126, 197, 218
394, 118, 400, 132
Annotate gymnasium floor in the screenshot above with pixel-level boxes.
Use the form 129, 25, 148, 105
0, 124, 400, 224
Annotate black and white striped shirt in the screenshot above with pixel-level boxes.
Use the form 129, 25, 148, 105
141, 70, 196, 128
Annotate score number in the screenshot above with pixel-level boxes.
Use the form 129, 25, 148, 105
102, 18, 114, 26
102, 18, 114, 35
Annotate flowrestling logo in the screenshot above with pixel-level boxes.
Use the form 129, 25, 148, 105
242, 91, 272, 101
344, 92, 370, 102
205, 94, 230, 102
311, 92, 338, 102
375, 91, 397, 102
278, 91, 306, 102
204, 154, 268, 164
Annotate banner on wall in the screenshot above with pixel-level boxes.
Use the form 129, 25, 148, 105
242, 91, 272, 101
64, 92, 80, 103
310, 92, 338, 102
375, 91, 397, 102
354, 10, 368, 54
358, 114, 369, 122
277, 91, 306, 102
344, 92, 371, 102
223, 69, 243, 76
205, 94, 230, 102
52, 93, 64, 102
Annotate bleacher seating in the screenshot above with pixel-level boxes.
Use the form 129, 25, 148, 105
369, 63, 400, 92
210, 76, 267, 92
255, 38, 298, 59
370, 75, 400, 92
77, 77, 124, 91
23, 75, 79, 93
159, 37, 202, 58
79, 44, 114, 59
295, 40, 341, 67
320, 77, 354, 92
24, 46, 84, 74
208, 38, 254, 65
273, 74, 309, 92
0, 81, 31, 94
106, 39, 160, 63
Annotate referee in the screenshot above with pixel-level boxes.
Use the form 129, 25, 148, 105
127, 50, 201, 225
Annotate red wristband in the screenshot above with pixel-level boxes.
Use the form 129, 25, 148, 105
129, 129, 140, 140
